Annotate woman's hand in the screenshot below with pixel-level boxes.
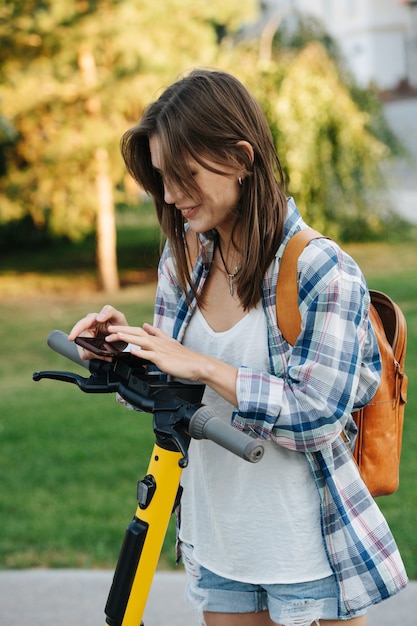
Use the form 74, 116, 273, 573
107, 323, 203, 381
107, 322, 239, 406
68, 304, 128, 360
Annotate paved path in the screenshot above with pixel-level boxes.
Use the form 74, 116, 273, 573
0, 569, 415, 626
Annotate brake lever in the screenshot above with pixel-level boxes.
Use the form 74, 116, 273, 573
32, 369, 119, 394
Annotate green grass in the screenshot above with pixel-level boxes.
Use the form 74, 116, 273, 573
0, 290, 181, 570
0, 239, 416, 578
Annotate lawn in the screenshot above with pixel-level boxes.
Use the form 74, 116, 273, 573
0, 237, 416, 578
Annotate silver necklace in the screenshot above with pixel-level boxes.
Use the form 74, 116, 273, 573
217, 241, 240, 296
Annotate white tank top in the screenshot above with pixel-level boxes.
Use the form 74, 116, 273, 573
180, 303, 332, 584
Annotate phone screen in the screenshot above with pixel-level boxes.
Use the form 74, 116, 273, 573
75, 335, 128, 357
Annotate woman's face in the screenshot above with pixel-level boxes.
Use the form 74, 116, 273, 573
149, 134, 241, 238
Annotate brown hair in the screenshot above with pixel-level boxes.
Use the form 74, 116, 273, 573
120, 69, 287, 309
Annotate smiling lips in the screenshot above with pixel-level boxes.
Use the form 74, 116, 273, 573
178, 205, 200, 218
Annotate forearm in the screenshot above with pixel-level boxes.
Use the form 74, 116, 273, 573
196, 355, 238, 407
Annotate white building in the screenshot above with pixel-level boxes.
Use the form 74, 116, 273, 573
258, 0, 417, 90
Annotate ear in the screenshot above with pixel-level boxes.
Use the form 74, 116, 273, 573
236, 140, 254, 167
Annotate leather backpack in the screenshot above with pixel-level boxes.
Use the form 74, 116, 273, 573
276, 228, 408, 497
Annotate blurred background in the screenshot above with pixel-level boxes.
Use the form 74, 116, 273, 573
0, 0, 416, 579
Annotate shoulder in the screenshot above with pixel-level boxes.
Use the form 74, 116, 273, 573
297, 237, 369, 312
298, 237, 365, 286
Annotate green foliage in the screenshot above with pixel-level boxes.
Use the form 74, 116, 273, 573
273, 10, 405, 159
232, 40, 407, 241
0, 0, 256, 238
0, 1, 409, 247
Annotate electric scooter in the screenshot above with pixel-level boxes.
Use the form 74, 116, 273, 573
33, 330, 264, 626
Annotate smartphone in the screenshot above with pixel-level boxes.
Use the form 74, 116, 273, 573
75, 335, 128, 357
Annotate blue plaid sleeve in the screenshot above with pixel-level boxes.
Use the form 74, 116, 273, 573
233, 238, 381, 452
153, 240, 183, 336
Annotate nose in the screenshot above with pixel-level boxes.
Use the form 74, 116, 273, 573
163, 180, 182, 205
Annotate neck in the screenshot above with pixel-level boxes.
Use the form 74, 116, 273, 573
217, 237, 241, 297
217, 235, 240, 267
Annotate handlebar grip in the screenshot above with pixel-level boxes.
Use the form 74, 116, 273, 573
47, 330, 89, 370
188, 406, 264, 463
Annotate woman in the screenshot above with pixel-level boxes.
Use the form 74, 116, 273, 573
69, 69, 407, 626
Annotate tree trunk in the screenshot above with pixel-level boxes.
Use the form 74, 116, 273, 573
79, 46, 120, 292
95, 147, 120, 292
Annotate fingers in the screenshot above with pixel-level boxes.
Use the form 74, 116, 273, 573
105, 323, 203, 382
96, 304, 128, 327
106, 325, 146, 344
68, 305, 128, 341
106, 324, 162, 344
142, 322, 159, 336
68, 313, 101, 341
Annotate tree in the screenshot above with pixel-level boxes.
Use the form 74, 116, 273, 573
269, 42, 392, 239
0, 0, 256, 290
0, 1, 407, 293
226, 16, 406, 241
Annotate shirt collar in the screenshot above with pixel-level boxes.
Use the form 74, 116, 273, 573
276, 197, 307, 260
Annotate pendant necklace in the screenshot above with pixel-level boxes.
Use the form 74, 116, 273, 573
217, 240, 240, 297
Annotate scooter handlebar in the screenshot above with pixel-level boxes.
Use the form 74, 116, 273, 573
47, 330, 89, 370
189, 406, 264, 463
45, 331, 264, 463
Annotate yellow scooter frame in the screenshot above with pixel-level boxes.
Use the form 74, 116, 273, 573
34, 330, 264, 626
105, 443, 183, 626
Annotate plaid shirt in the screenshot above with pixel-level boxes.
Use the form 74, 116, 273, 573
154, 198, 408, 617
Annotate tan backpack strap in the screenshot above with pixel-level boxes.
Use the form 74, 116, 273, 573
276, 228, 324, 345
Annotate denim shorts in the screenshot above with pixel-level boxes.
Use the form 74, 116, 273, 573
180, 543, 367, 626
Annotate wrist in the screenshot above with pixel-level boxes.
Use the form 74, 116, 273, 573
196, 356, 238, 407
197, 355, 217, 384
